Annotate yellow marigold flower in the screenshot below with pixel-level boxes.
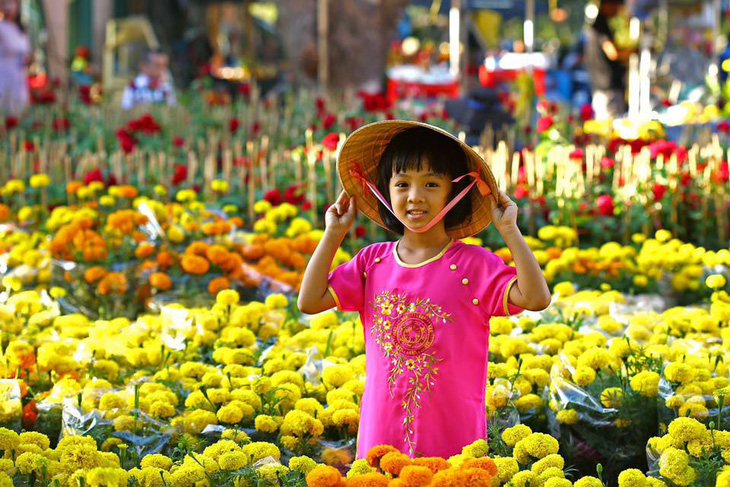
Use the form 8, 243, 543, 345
553, 281, 575, 296
659, 448, 696, 486
0, 428, 19, 451
140, 454, 173, 471
544, 478, 572, 487
667, 417, 707, 443
241, 441, 281, 463
461, 438, 489, 458
347, 458, 377, 478
572, 366, 597, 386
18, 432, 50, 451
707, 274, 728, 289
307, 465, 343, 485
575, 477, 604, 487
655, 229, 672, 242
323, 364, 354, 388
211, 179, 229, 193
531, 454, 564, 475
630, 371, 660, 397
618, 469, 647, 487
265, 293, 288, 309
502, 424, 532, 447
556, 409, 579, 425
633, 275, 649, 287
289, 456, 317, 475
513, 433, 559, 464
255, 415, 282, 434
511, 470, 537, 487
717, 469, 730, 487
219, 451, 248, 470
600, 387, 623, 408
216, 289, 239, 306
85, 467, 129, 487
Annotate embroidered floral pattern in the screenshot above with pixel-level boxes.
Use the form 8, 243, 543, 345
370, 290, 453, 455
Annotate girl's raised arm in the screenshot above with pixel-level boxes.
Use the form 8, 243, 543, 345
297, 192, 357, 314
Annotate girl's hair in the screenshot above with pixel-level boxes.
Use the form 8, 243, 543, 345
376, 126, 473, 235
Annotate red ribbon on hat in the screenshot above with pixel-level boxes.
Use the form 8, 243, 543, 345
348, 162, 491, 233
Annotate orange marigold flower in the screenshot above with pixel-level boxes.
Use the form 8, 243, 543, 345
366, 445, 400, 468
494, 248, 513, 264
66, 180, 83, 194
379, 452, 411, 476
131, 231, 147, 243
220, 253, 243, 273
149, 272, 172, 291
181, 254, 210, 274
83, 266, 108, 283
399, 465, 433, 486
305, 465, 344, 487
207, 276, 230, 295
117, 185, 138, 199
460, 458, 498, 476
345, 472, 389, 486
135, 242, 155, 259
206, 245, 230, 266
185, 241, 209, 257
157, 251, 174, 268
97, 272, 128, 295
0, 204, 9, 222
412, 457, 451, 474
229, 217, 243, 228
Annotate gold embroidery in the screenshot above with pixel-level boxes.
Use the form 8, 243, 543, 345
370, 290, 452, 455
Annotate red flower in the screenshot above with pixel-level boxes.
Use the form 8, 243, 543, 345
580, 104, 594, 121
322, 113, 336, 130
346, 117, 363, 131
83, 168, 104, 185
24, 141, 35, 151
597, 195, 614, 216
126, 113, 161, 134
536, 99, 550, 114
251, 121, 261, 136
719, 121, 730, 133
514, 184, 529, 199
357, 91, 391, 112
536, 115, 553, 134
322, 133, 340, 151
22, 401, 38, 429
301, 200, 312, 211
115, 128, 137, 154
355, 225, 367, 238
652, 182, 667, 201
173, 137, 184, 148
600, 157, 615, 169
172, 164, 187, 186
228, 118, 240, 133
264, 189, 283, 206
52, 117, 70, 131
315, 97, 326, 116
284, 184, 306, 205
5, 116, 18, 129
713, 160, 729, 183
569, 148, 584, 160
238, 83, 251, 96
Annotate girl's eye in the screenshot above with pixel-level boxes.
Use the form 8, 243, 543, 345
426, 182, 439, 188
394, 182, 408, 188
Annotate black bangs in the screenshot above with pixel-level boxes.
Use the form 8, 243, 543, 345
375, 126, 473, 235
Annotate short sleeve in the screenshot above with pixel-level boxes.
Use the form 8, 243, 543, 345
327, 249, 367, 313
479, 252, 524, 318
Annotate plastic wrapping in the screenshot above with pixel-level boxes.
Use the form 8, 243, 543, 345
61, 397, 177, 457
0, 380, 22, 430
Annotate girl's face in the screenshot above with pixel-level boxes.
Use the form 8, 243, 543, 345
0, 0, 19, 21
389, 159, 453, 232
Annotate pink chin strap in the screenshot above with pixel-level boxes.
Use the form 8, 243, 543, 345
349, 162, 492, 233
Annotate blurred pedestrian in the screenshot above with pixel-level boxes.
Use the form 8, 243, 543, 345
121, 48, 177, 111
0, 0, 30, 116
584, 0, 629, 119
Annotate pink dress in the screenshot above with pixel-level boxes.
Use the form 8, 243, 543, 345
0, 21, 30, 116
328, 239, 523, 459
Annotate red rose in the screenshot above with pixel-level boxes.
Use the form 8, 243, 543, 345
580, 104, 594, 121
5, 116, 18, 129
597, 194, 614, 216
284, 184, 306, 205
264, 189, 283, 206
172, 164, 188, 186
24, 141, 34, 151
652, 182, 667, 201
173, 137, 184, 148
229, 118, 240, 133
536, 115, 553, 134
322, 113, 336, 130
301, 200, 312, 211
83, 168, 104, 185
719, 121, 730, 133
251, 121, 261, 136
355, 225, 367, 238
322, 133, 340, 151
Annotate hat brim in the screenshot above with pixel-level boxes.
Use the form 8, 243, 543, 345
336, 120, 499, 239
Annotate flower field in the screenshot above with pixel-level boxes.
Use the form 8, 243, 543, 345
0, 90, 730, 486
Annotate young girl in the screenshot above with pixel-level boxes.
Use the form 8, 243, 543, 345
298, 121, 551, 459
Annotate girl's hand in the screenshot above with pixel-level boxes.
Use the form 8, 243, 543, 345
325, 191, 357, 237
488, 189, 518, 231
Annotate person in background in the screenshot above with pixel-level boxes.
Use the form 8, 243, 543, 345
0, 0, 30, 116
121, 48, 177, 111
584, 0, 629, 119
